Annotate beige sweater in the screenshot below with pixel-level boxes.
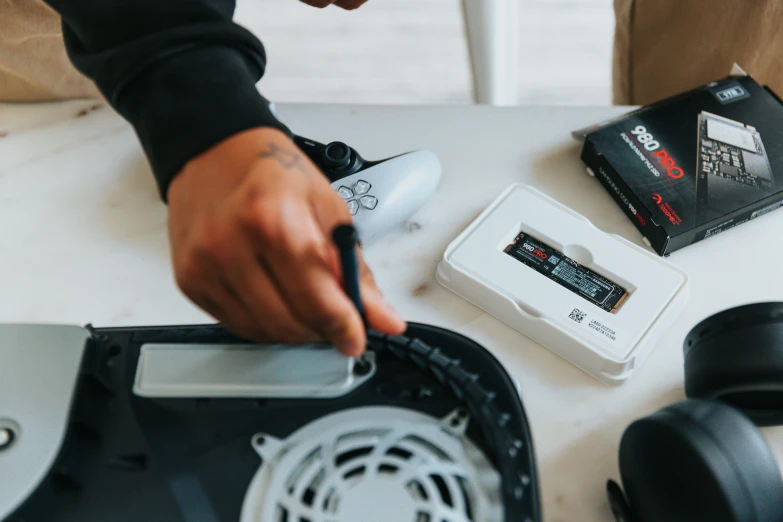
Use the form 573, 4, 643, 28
0, 0, 98, 101
2, 0, 781, 105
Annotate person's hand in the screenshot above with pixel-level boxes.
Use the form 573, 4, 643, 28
167, 127, 406, 357
298, 0, 369, 10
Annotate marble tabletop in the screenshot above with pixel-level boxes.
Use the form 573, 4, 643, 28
2, 99, 782, 521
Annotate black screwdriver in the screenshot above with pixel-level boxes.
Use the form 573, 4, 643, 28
332, 224, 367, 327
332, 224, 371, 374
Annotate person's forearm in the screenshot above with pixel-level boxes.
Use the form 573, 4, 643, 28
41, 0, 289, 201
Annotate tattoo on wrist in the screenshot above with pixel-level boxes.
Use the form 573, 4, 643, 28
258, 143, 303, 171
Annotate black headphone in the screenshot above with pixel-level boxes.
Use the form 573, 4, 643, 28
608, 302, 783, 522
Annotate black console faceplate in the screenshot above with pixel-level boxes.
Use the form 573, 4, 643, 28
6, 323, 539, 522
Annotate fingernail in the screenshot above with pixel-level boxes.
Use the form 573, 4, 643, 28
384, 301, 405, 321
340, 340, 364, 358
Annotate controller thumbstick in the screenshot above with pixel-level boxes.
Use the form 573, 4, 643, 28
322, 142, 353, 170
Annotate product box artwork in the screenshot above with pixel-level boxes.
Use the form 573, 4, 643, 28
576, 67, 783, 255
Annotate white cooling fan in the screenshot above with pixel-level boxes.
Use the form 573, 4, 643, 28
240, 406, 504, 522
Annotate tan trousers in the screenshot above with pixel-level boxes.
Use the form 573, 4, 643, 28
613, 0, 783, 105
0, 0, 781, 105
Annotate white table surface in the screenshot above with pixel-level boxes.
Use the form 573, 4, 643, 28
2, 100, 782, 521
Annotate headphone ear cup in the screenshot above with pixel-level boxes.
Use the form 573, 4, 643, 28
684, 302, 783, 426
618, 400, 783, 522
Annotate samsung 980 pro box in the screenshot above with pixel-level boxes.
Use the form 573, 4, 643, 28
575, 69, 783, 255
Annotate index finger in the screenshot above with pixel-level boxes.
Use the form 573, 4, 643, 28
298, 0, 333, 7
333, 0, 368, 9
246, 198, 367, 356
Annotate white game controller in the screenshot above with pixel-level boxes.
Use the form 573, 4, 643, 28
294, 136, 441, 245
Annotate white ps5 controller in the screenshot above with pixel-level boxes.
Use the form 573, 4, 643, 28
294, 136, 441, 245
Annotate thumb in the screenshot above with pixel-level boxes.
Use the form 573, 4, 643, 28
356, 248, 407, 335
308, 179, 405, 335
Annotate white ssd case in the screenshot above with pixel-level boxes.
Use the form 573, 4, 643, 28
436, 184, 689, 385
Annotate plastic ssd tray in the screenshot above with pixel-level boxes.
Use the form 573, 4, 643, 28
436, 184, 689, 385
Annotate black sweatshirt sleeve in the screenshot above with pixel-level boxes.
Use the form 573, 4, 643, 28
41, 0, 290, 201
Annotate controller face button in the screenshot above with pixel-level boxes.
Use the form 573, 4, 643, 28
323, 142, 353, 170
347, 200, 359, 215
337, 186, 354, 200
354, 180, 371, 194
360, 195, 378, 210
